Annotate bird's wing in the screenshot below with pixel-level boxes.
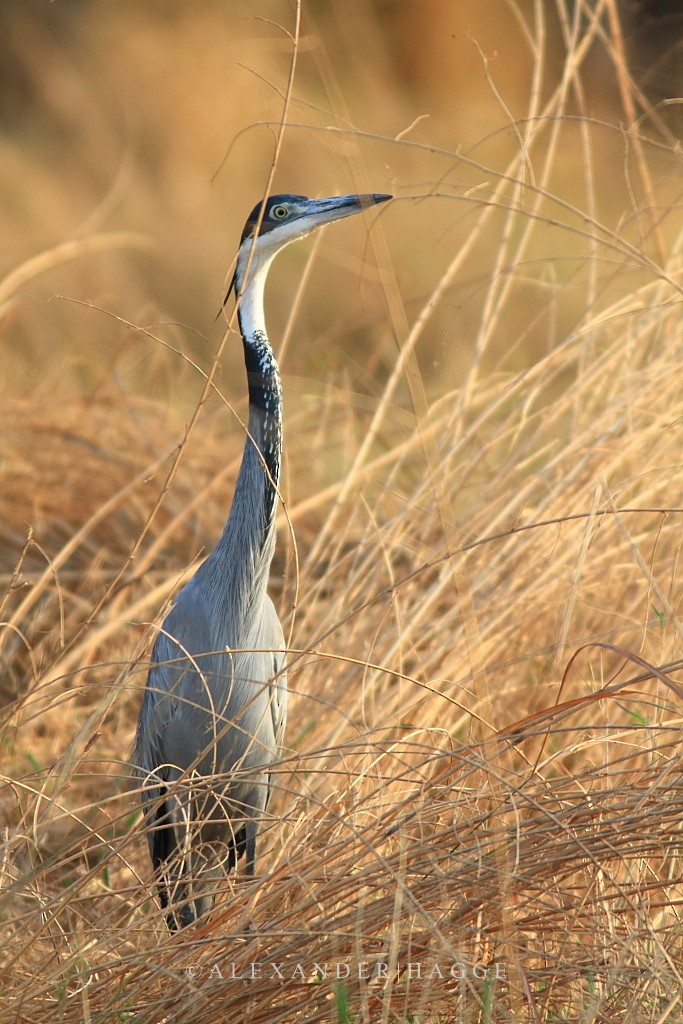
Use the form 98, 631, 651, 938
259, 595, 287, 750
135, 627, 181, 769
132, 628, 182, 872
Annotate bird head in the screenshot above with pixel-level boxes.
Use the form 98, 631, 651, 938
224, 192, 391, 308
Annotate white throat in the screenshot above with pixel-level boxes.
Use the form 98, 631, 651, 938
234, 236, 289, 340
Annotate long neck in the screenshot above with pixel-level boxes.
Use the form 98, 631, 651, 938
237, 316, 283, 542
205, 256, 282, 630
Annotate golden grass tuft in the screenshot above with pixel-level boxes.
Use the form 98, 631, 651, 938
1, 2, 683, 1021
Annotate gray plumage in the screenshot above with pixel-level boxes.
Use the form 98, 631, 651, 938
134, 191, 391, 929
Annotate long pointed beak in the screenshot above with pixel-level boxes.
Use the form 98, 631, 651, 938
303, 193, 392, 225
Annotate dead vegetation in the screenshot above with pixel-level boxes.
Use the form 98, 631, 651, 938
1, 2, 682, 1021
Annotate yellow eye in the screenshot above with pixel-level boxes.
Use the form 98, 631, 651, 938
271, 205, 289, 220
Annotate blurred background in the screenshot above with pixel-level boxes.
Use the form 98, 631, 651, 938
3, 0, 683, 567
2, 0, 682, 396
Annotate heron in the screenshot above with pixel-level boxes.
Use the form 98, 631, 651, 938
134, 191, 391, 929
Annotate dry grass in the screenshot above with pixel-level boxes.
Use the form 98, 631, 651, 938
1, 2, 683, 1021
